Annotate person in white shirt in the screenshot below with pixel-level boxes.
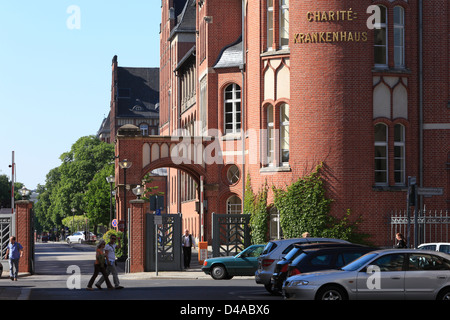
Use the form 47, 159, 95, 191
96, 235, 123, 289
182, 229, 195, 269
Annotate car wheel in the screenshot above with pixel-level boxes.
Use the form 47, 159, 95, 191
211, 265, 228, 280
77, 239, 82, 244
437, 288, 450, 300
66, 239, 71, 244
316, 285, 347, 300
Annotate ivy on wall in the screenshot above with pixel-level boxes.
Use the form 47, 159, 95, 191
245, 163, 370, 245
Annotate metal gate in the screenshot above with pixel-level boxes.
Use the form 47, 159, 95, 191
390, 209, 450, 247
212, 213, 251, 257
145, 213, 182, 271
0, 214, 14, 260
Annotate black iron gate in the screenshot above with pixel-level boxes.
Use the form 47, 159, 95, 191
212, 213, 251, 257
0, 214, 13, 260
145, 213, 182, 271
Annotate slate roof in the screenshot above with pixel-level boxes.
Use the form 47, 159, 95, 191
117, 67, 160, 119
213, 36, 244, 69
171, 0, 196, 38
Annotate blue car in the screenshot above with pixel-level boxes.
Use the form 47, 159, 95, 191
202, 244, 265, 279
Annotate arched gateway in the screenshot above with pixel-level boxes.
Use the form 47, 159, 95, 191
114, 124, 222, 243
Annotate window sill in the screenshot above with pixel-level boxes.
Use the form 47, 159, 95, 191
260, 48, 290, 58
260, 165, 291, 173
372, 185, 407, 192
372, 67, 411, 75
220, 133, 242, 141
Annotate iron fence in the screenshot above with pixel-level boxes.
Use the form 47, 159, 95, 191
390, 209, 450, 247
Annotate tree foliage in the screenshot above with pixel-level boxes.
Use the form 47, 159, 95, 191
34, 136, 115, 233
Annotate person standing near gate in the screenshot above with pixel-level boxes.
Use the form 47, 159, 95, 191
4, 236, 23, 281
182, 229, 195, 269
95, 234, 123, 289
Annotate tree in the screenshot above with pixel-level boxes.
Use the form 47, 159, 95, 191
84, 164, 115, 229
34, 136, 115, 234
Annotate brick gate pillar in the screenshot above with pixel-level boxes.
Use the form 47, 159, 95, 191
15, 200, 33, 274
129, 199, 146, 273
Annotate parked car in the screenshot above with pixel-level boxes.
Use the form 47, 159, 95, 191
66, 231, 97, 244
271, 243, 376, 294
418, 242, 450, 254
202, 244, 265, 279
283, 249, 450, 300
255, 237, 350, 293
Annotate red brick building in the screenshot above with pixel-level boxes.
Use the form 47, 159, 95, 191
152, 0, 450, 246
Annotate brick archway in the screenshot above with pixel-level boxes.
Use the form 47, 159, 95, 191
114, 125, 219, 242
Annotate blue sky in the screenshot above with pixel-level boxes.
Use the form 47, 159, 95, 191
0, 1, 161, 190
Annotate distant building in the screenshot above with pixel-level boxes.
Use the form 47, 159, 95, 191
98, 55, 161, 142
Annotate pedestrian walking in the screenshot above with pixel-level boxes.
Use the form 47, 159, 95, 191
4, 236, 23, 281
87, 240, 114, 290
96, 234, 123, 289
182, 229, 195, 269
394, 233, 407, 248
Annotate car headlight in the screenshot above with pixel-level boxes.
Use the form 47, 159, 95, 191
289, 280, 309, 286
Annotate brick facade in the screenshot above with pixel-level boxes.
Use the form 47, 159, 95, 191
113, 0, 450, 249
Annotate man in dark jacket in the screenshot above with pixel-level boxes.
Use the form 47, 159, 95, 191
182, 229, 195, 268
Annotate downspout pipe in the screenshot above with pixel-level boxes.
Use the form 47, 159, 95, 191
240, 0, 246, 210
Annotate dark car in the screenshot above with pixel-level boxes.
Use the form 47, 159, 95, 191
271, 244, 376, 294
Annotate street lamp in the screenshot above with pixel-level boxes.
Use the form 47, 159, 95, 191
118, 159, 132, 259
106, 175, 115, 229
132, 185, 144, 199
19, 186, 30, 200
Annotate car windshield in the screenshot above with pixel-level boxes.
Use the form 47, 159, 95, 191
341, 253, 378, 271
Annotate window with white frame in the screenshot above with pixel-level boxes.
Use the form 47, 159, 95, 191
224, 83, 241, 134
140, 124, 149, 136
280, 0, 289, 48
374, 123, 388, 185
267, 0, 289, 51
267, 0, 274, 50
394, 124, 405, 185
267, 104, 275, 166
226, 195, 242, 214
393, 6, 405, 68
374, 5, 388, 67
280, 104, 289, 164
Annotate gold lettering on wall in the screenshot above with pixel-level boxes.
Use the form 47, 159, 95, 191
295, 8, 367, 44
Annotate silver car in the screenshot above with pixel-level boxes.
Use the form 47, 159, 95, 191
255, 237, 349, 293
283, 249, 450, 300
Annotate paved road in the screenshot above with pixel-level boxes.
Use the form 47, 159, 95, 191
1, 242, 281, 302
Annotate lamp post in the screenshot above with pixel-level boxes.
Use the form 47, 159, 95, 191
118, 159, 132, 258
106, 175, 115, 229
19, 186, 30, 200
132, 185, 144, 199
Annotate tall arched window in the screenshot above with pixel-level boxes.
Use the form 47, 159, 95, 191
226, 195, 242, 214
224, 84, 241, 134
375, 123, 388, 185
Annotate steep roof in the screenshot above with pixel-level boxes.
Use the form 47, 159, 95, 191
213, 36, 243, 69
116, 67, 160, 119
